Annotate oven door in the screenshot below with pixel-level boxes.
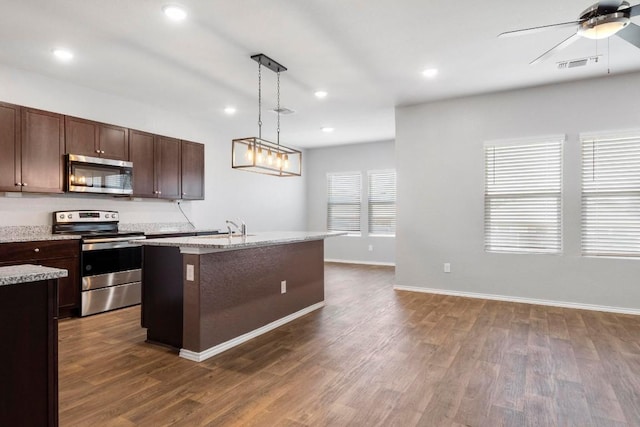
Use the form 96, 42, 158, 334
81, 239, 142, 291
67, 154, 133, 195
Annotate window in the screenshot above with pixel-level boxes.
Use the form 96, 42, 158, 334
581, 131, 640, 257
327, 172, 361, 234
368, 170, 396, 236
484, 136, 563, 254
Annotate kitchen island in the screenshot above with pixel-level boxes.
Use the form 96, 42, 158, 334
138, 231, 343, 362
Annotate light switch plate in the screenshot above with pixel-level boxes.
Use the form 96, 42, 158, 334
186, 264, 195, 281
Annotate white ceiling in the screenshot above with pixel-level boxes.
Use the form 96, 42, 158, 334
1, 0, 640, 148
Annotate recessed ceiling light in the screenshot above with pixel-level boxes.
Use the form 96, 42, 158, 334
422, 68, 438, 78
314, 90, 328, 99
163, 4, 187, 21
52, 48, 73, 62
224, 106, 236, 115
321, 127, 334, 133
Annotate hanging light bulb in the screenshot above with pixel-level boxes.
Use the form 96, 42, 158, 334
246, 143, 254, 162
257, 146, 263, 163
267, 148, 273, 165
276, 152, 282, 168
284, 154, 289, 169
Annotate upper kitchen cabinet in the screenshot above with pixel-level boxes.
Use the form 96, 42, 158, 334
0, 104, 64, 194
129, 129, 156, 198
180, 140, 204, 200
0, 102, 21, 192
21, 108, 65, 193
156, 136, 181, 200
65, 116, 129, 161
129, 132, 182, 199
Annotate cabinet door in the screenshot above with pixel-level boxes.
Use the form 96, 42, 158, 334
155, 136, 181, 199
40, 257, 80, 312
180, 141, 204, 200
99, 123, 129, 160
64, 116, 98, 157
21, 108, 64, 193
0, 279, 58, 427
129, 129, 157, 197
0, 102, 21, 192
129, 130, 156, 197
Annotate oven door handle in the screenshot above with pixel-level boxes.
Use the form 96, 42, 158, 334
82, 240, 145, 251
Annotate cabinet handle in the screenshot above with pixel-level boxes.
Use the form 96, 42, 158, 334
22, 183, 27, 186
158, 191, 162, 195
15, 182, 22, 186
182, 192, 186, 196
101, 150, 105, 154
34, 248, 40, 253
95, 149, 100, 153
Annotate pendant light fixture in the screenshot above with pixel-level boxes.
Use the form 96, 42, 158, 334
232, 54, 302, 177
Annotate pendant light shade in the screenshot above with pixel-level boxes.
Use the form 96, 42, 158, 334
232, 137, 301, 177
232, 54, 302, 177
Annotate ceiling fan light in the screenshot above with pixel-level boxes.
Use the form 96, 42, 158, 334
578, 14, 629, 40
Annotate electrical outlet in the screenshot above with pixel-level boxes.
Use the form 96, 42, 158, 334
281, 280, 287, 294
186, 264, 195, 281
368, 244, 373, 252
444, 263, 451, 273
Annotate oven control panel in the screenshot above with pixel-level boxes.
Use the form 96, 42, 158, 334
54, 210, 119, 223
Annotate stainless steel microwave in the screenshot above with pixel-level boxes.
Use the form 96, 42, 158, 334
66, 154, 133, 195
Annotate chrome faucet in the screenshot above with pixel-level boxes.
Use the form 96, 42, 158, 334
226, 219, 247, 236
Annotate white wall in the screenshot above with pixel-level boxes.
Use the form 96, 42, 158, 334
306, 140, 395, 264
396, 71, 640, 311
0, 64, 306, 231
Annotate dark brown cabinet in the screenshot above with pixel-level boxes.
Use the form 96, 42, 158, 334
129, 131, 182, 199
0, 278, 58, 426
156, 136, 182, 199
0, 102, 20, 192
181, 140, 205, 200
129, 129, 156, 198
65, 116, 129, 161
0, 103, 64, 193
0, 240, 80, 318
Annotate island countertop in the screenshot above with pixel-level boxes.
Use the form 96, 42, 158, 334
0, 264, 68, 286
137, 231, 345, 253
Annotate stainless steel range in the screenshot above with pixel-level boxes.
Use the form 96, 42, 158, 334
52, 210, 145, 316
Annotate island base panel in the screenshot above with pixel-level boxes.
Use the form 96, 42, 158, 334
183, 240, 325, 353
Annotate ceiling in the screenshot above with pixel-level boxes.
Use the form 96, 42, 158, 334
1, 0, 640, 148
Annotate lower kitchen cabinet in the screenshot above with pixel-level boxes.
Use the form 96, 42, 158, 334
0, 278, 58, 427
0, 240, 80, 318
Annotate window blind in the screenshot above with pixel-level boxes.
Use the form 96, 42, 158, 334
368, 170, 396, 236
581, 132, 640, 257
327, 173, 361, 233
484, 138, 563, 254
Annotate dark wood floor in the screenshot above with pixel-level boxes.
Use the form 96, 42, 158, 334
59, 263, 640, 426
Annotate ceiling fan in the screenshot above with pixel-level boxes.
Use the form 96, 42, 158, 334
499, 0, 640, 64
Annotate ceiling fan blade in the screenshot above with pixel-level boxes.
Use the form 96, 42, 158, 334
530, 33, 581, 65
597, 0, 624, 13
617, 22, 640, 48
622, 3, 640, 17
499, 21, 582, 38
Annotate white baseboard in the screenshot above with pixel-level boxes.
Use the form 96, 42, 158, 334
179, 301, 325, 362
324, 259, 395, 267
393, 285, 640, 316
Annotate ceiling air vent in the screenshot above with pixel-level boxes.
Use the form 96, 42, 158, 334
557, 56, 600, 69
271, 107, 295, 115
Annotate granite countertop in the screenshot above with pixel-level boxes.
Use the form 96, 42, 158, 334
119, 222, 221, 236
138, 231, 346, 252
0, 226, 81, 244
0, 264, 68, 286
